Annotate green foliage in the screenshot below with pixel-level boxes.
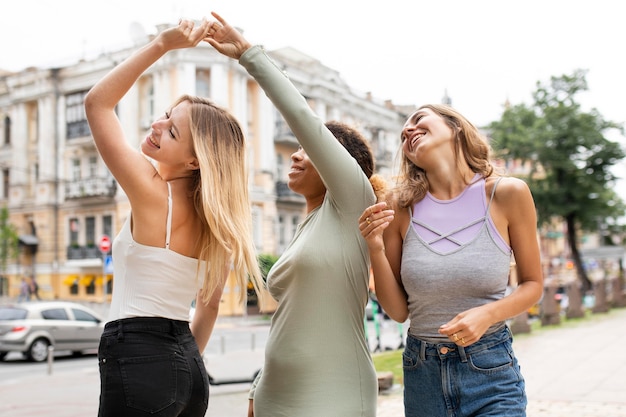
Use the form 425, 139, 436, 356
257, 253, 279, 281
489, 69, 626, 230
0, 206, 19, 274
372, 349, 404, 384
488, 69, 626, 290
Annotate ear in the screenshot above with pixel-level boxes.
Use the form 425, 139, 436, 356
187, 157, 200, 171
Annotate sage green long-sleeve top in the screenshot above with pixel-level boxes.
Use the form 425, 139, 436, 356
240, 46, 378, 416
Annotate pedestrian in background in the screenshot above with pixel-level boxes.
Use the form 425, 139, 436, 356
28, 277, 41, 300
17, 277, 30, 303
360, 104, 543, 416
85, 18, 263, 417
206, 12, 386, 417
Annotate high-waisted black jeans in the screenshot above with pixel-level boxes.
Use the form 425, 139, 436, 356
98, 317, 209, 417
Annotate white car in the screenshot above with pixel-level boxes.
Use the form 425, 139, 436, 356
0, 301, 104, 362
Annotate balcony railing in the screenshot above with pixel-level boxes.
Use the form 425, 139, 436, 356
65, 177, 117, 199
276, 181, 305, 203
67, 245, 105, 260
274, 119, 298, 146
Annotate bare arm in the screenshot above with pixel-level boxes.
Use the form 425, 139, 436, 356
190, 280, 225, 354
84, 19, 209, 201
359, 202, 410, 322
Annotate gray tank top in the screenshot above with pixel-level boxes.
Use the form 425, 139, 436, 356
400, 176, 512, 342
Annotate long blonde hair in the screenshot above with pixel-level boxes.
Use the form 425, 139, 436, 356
394, 104, 495, 208
173, 95, 263, 305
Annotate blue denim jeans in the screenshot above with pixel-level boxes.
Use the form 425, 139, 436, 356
98, 317, 209, 417
403, 326, 526, 417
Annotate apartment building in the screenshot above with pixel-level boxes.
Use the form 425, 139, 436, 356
0, 29, 406, 315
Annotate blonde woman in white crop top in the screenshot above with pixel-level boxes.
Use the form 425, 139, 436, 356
85, 19, 263, 417
359, 105, 543, 416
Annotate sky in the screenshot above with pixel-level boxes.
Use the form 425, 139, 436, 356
2, 0, 626, 196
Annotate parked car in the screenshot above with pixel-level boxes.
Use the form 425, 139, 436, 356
0, 301, 104, 362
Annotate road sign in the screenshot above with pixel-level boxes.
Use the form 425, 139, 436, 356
99, 235, 111, 253
103, 255, 114, 274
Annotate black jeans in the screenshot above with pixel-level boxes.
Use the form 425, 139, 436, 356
98, 317, 209, 417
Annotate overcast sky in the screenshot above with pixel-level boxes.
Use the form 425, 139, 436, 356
3, 0, 626, 198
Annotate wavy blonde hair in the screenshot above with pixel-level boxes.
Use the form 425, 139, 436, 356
394, 104, 495, 208
173, 95, 263, 305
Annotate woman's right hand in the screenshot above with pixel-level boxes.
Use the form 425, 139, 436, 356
359, 202, 394, 252
157, 18, 210, 52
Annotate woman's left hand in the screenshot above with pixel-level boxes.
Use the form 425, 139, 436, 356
204, 11, 252, 60
438, 305, 494, 347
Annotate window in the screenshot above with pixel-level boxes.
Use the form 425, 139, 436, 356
69, 218, 79, 245
278, 215, 286, 248
196, 69, 211, 98
291, 216, 299, 238
72, 308, 99, 322
276, 154, 284, 179
139, 77, 155, 129
71, 159, 81, 181
2, 169, 9, 199
88, 156, 97, 177
85, 217, 95, 246
66, 91, 90, 139
3, 115, 10, 145
102, 215, 112, 239
41, 308, 69, 320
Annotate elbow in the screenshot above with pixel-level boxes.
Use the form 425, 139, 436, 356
388, 311, 409, 324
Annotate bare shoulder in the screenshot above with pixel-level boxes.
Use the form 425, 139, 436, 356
487, 176, 532, 199
486, 175, 536, 218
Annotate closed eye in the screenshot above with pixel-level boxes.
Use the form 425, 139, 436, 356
165, 111, 176, 138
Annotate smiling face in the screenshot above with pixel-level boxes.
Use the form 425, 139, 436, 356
141, 100, 198, 174
400, 107, 456, 169
288, 146, 326, 207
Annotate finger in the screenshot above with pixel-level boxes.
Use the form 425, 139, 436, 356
210, 11, 228, 26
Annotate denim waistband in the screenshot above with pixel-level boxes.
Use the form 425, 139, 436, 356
103, 316, 191, 337
406, 325, 512, 363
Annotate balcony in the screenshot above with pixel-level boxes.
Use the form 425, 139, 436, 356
65, 177, 117, 200
274, 119, 298, 146
67, 245, 105, 260
276, 181, 305, 204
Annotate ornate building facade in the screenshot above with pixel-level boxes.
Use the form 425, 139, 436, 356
0, 28, 406, 315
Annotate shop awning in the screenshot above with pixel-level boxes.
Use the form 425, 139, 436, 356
18, 234, 39, 246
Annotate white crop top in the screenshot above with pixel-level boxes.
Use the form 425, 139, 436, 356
107, 182, 205, 322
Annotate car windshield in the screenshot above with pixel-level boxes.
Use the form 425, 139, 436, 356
0, 307, 28, 320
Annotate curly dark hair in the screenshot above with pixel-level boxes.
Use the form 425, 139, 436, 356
325, 121, 387, 201
325, 121, 374, 178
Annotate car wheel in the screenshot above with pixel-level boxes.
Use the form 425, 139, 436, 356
0, 352, 7, 361
27, 338, 50, 362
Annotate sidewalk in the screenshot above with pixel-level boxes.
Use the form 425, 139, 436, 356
1, 308, 625, 416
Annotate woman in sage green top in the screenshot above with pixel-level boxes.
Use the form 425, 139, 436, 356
206, 12, 386, 417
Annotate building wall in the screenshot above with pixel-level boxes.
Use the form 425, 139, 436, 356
0, 30, 406, 315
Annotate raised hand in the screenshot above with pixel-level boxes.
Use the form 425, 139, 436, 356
204, 11, 252, 59
159, 18, 210, 51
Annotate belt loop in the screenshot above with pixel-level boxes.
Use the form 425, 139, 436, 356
419, 340, 426, 361
458, 345, 467, 363
117, 320, 124, 342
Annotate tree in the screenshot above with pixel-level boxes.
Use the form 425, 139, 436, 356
488, 69, 626, 292
0, 206, 19, 284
